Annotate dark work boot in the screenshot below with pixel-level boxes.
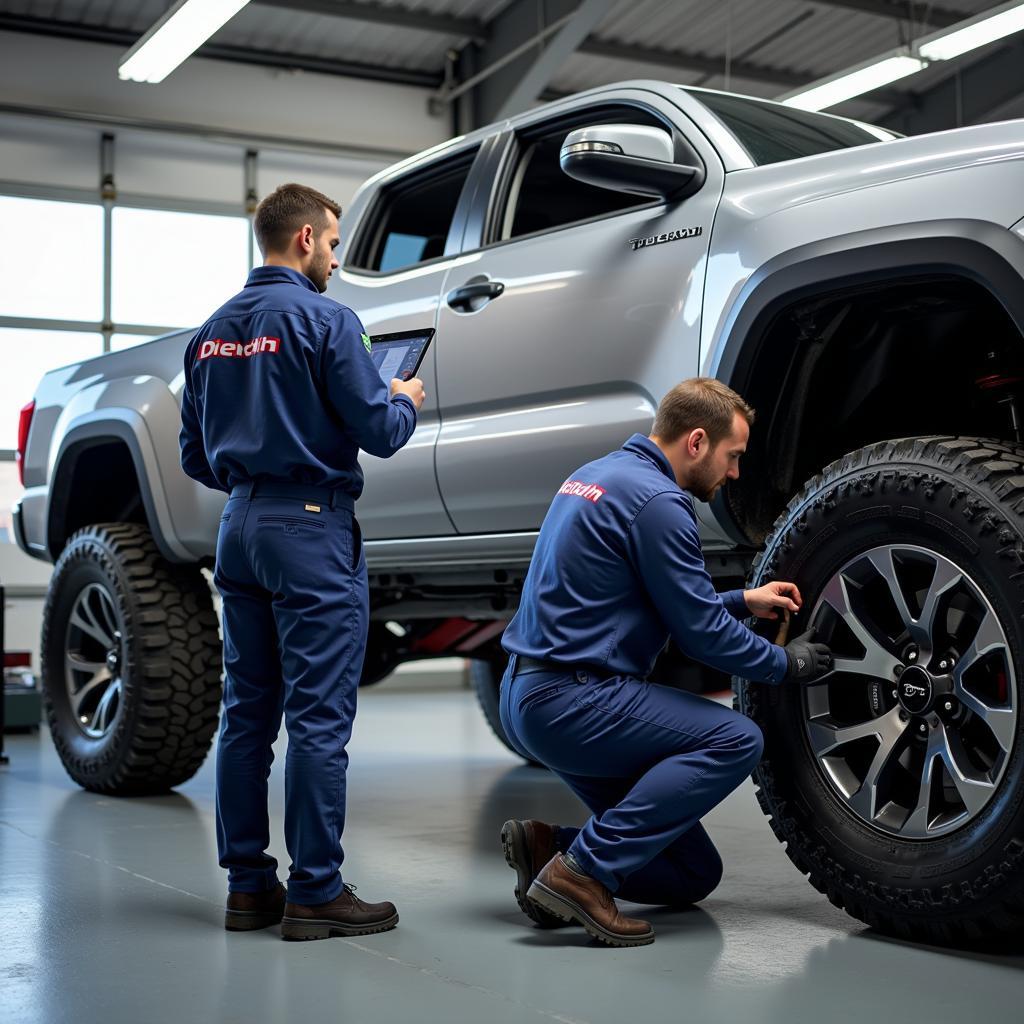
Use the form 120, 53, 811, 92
500, 819, 566, 929
280, 884, 399, 941
225, 882, 287, 931
527, 855, 655, 947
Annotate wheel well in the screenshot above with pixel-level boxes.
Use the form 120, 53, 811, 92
48, 439, 149, 557
728, 273, 1024, 544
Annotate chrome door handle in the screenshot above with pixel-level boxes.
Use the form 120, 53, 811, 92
446, 280, 505, 311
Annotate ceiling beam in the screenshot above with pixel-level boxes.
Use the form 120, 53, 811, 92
260, 0, 842, 91
257, 0, 976, 38
806, 0, 970, 29
0, 14, 441, 89
578, 38, 809, 87
253, 0, 486, 41
495, 0, 619, 119
469, 0, 578, 125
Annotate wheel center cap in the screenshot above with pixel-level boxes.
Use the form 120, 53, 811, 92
898, 665, 933, 714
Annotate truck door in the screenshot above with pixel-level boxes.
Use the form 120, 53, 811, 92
333, 140, 486, 539
433, 91, 724, 535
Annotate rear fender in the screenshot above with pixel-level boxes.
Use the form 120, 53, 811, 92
44, 376, 222, 562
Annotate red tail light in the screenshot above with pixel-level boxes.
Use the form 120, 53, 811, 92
16, 400, 35, 486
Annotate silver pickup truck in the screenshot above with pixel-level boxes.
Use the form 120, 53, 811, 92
16, 81, 1024, 946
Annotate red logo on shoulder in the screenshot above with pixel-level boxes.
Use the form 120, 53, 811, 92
197, 336, 281, 361
558, 480, 606, 503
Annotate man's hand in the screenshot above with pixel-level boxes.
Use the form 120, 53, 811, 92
744, 580, 802, 620
392, 376, 425, 410
784, 628, 833, 682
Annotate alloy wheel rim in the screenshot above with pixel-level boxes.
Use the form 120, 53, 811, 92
804, 544, 1017, 839
64, 583, 124, 740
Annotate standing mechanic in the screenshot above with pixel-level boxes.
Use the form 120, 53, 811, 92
498, 378, 831, 947
179, 183, 424, 941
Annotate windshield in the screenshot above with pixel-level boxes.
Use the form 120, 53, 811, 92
683, 89, 897, 167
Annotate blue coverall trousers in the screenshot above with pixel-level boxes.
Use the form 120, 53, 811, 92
214, 481, 367, 905
499, 658, 764, 903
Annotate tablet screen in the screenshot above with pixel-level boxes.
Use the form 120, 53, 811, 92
369, 330, 433, 383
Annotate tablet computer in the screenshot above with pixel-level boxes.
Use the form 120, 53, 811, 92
369, 328, 434, 384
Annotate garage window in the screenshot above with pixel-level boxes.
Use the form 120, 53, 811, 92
348, 148, 479, 273
112, 207, 250, 327
497, 108, 669, 242
0, 196, 104, 321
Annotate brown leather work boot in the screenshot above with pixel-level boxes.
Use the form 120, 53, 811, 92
225, 882, 287, 931
527, 855, 655, 947
500, 819, 566, 929
280, 884, 399, 941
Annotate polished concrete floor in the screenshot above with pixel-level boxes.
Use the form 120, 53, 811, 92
2, 687, 1022, 1024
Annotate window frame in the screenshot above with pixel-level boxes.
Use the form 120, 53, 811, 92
473, 100, 704, 253
343, 141, 487, 278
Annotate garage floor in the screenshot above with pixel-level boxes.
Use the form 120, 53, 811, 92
2, 687, 1022, 1024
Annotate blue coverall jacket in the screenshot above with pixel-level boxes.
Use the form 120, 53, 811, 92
502, 433, 787, 683
180, 265, 416, 494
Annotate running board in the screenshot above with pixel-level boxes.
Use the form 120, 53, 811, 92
364, 532, 539, 569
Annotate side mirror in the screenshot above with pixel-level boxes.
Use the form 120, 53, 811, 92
559, 124, 702, 200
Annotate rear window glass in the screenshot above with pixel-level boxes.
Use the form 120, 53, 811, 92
685, 90, 895, 166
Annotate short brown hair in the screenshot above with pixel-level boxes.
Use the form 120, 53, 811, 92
652, 377, 755, 445
254, 183, 342, 256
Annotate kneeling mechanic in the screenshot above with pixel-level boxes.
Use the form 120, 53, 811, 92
499, 377, 832, 947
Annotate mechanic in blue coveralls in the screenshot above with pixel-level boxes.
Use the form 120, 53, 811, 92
179, 183, 424, 941
499, 377, 832, 947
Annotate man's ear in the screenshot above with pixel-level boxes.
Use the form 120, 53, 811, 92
298, 224, 315, 253
687, 428, 707, 457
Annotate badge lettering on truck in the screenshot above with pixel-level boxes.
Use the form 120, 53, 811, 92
628, 226, 703, 252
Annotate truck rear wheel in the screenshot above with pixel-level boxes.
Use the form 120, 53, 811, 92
41, 523, 222, 794
737, 437, 1024, 945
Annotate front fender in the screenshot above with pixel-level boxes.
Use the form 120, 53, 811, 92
699, 220, 1024, 546
703, 219, 1024, 383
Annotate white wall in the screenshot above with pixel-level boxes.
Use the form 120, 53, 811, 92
0, 30, 449, 161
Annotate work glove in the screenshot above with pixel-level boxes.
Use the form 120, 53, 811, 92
784, 628, 833, 681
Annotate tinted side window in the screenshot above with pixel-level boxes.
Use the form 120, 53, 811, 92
351, 149, 478, 273
500, 109, 667, 241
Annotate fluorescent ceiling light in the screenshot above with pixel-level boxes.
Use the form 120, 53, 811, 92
119, 0, 251, 83
780, 55, 925, 112
918, 0, 1024, 61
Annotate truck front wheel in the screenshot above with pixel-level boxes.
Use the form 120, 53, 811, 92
737, 437, 1024, 945
41, 523, 223, 794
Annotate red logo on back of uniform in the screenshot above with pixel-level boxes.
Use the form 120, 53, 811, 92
558, 480, 605, 503
197, 336, 281, 361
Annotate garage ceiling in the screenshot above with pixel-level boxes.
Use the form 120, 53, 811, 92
2, 0, 1022, 132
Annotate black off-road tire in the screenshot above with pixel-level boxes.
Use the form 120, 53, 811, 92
41, 523, 223, 794
471, 658, 538, 764
736, 437, 1024, 946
